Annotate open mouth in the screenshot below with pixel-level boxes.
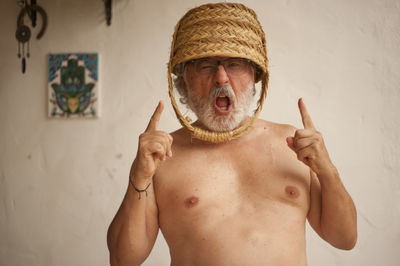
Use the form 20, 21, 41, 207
214, 95, 233, 114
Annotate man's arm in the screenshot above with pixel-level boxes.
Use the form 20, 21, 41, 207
287, 98, 357, 250
107, 101, 173, 265
307, 166, 357, 250
107, 179, 159, 265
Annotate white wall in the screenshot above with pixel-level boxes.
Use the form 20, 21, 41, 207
0, 0, 399, 265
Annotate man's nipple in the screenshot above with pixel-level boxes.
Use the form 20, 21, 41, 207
184, 196, 199, 208
285, 186, 300, 198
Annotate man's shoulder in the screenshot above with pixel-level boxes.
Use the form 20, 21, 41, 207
169, 126, 191, 147
253, 118, 297, 138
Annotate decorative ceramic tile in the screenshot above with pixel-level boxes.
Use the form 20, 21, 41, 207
48, 53, 99, 118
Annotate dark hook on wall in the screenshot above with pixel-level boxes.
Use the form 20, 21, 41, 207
104, 0, 112, 26
17, 0, 47, 40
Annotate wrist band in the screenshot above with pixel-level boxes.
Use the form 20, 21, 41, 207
129, 179, 151, 200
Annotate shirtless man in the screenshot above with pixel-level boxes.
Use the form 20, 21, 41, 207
107, 3, 357, 266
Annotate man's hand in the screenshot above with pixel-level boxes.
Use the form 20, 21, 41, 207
287, 99, 357, 250
130, 101, 173, 184
286, 98, 334, 176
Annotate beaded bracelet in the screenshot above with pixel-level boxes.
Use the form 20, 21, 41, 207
129, 179, 151, 200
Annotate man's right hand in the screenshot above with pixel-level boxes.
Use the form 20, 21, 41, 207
130, 101, 173, 185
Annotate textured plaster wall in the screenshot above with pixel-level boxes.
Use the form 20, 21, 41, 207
0, 0, 399, 265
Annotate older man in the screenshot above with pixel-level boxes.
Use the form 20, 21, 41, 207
107, 3, 357, 266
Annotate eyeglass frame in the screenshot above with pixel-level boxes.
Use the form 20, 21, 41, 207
183, 57, 254, 77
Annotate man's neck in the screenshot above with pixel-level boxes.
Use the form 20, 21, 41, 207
191, 115, 252, 132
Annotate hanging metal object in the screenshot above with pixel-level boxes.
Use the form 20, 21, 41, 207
104, 0, 112, 26
16, 25, 31, 58
17, 2, 47, 40
30, 0, 37, 27
15, 24, 30, 73
15, 0, 48, 74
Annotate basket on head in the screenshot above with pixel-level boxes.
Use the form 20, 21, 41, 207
168, 2, 269, 143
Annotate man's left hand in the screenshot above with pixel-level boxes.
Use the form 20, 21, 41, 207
286, 98, 334, 176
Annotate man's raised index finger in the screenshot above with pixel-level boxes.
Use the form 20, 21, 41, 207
298, 98, 315, 129
145, 101, 164, 132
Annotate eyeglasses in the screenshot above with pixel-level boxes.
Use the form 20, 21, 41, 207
187, 58, 252, 77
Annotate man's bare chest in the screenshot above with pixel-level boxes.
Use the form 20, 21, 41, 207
154, 144, 311, 233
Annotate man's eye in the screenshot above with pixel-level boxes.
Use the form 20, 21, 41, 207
199, 64, 215, 69
228, 63, 240, 67
228, 60, 245, 67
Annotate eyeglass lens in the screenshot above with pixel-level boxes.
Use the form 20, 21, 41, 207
193, 58, 250, 76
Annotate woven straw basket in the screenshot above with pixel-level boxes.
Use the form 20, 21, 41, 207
168, 2, 269, 143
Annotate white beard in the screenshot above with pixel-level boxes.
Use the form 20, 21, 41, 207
187, 83, 254, 132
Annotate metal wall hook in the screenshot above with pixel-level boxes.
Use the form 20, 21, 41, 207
17, 2, 47, 40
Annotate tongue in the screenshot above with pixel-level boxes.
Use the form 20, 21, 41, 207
216, 97, 229, 108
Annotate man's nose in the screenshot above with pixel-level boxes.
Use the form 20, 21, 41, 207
213, 65, 229, 86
